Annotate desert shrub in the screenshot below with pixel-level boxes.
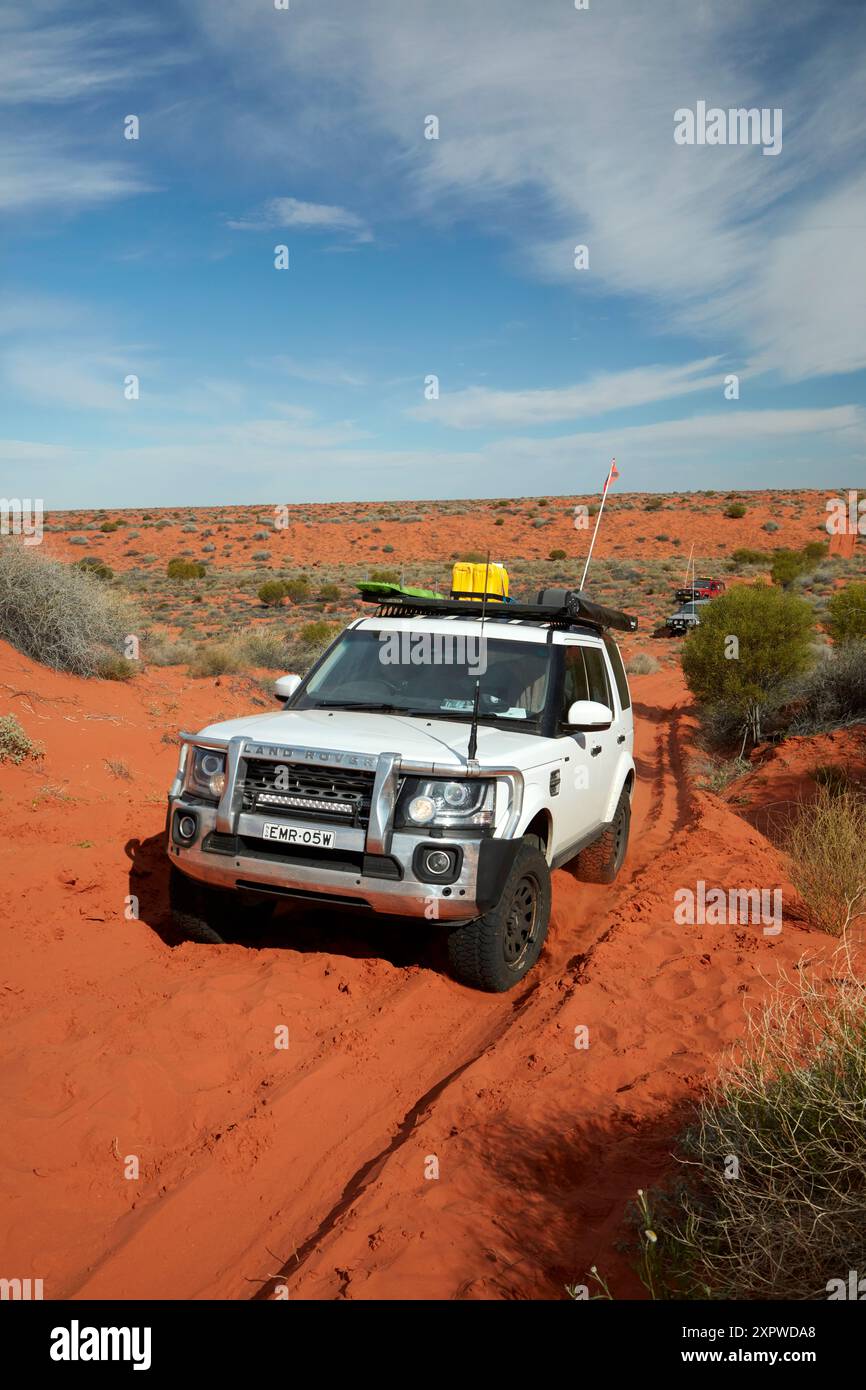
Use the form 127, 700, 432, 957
369, 569, 399, 583
494, 517, 504, 526
282, 575, 310, 603
252, 551, 271, 562
787, 786, 866, 935
785, 642, 866, 732
762, 519, 779, 532
625, 652, 659, 675
241, 633, 296, 669
300, 620, 335, 647
74, 557, 114, 581
257, 580, 286, 607
68, 535, 89, 546
682, 583, 814, 748
202, 542, 215, 553
644, 497, 664, 512
549, 549, 567, 561
382, 544, 395, 554
166, 557, 206, 580
188, 642, 244, 678
724, 502, 747, 518
731, 547, 769, 566
0, 713, 43, 764
637, 966, 866, 1299
457, 551, 485, 563
143, 637, 196, 666
826, 583, 866, 644
0, 541, 135, 677
318, 583, 341, 601
97, 652, 136, 681
100, 520, 119, 532
181, 523, 197, 533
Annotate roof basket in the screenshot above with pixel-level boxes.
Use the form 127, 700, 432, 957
362, 587, 637, 634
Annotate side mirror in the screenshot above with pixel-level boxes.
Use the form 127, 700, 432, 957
273, 673, 301, 704
566, 699, 613, 729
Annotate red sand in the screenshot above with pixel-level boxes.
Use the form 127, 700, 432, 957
41, 490, 847, 574
1, 640, 850, 1300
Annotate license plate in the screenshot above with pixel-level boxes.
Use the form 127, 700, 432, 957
262, 823, 336, 847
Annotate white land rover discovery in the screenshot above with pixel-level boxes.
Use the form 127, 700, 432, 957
167, 590, 636, 992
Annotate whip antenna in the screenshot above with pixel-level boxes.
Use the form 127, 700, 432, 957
579, 458, 618, 591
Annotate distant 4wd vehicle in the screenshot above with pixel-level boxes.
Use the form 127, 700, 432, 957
166, 588, 638, 993
667, 598, 709, 635
675, 576, 726, 603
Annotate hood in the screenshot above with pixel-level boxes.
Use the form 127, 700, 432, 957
195, 706, 551, 771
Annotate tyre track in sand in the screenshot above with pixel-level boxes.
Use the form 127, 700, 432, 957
5, 672, 696, 1301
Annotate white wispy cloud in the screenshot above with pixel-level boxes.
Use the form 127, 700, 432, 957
407, 358, 725, 428
186, 0, 866, 381
228, 196, 372, 242
267, 355, 370, 388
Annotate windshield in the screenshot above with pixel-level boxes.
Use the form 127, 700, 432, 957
295, 628, 552, 722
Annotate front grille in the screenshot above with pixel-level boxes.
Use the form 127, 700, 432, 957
240, 757, 377, 827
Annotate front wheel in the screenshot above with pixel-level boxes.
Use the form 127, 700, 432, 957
446, 840, 551, 992
168, 865, 274, 943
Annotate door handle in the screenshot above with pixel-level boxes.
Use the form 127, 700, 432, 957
617, 734, 626, 744
590, 744, 602, 756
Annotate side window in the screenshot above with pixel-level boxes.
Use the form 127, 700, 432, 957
583, 646, 611, 707
603, 635, 631, 710
560, 646, 589, 722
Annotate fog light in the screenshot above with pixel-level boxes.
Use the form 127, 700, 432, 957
177, 813, 197, 843
424, 849, 453, 877
407, 795, 436, 825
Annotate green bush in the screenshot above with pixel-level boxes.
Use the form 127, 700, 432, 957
0, 713, 43, 764
282, 575, 310, 603
826, 584, 866, 644
166, 557, 206, 580
300, 620, 335, 647
74, 557, 114, 581
100, 520, 119, 532
0, 541, 135, 677
318, 583, 341, 601
731, 547, 768, 566
724, 502, 747, 518
644, 496, 664, 512
548, 549, 567, 561
369, 569, 399, 583
257, 579, 287, 607
681, 583, 814, 747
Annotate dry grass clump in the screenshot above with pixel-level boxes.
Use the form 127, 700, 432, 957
787, 784, 866, 936
0, 542, 136, 677
635, 960, 866, 1299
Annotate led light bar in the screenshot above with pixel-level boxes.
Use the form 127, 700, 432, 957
256, 792, 354, 815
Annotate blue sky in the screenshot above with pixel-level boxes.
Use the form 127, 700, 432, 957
1, 0, 864, 508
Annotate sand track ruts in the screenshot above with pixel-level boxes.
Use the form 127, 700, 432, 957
1, 665, 816, 1301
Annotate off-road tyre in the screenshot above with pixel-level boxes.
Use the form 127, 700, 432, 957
169, 865, 274, 943
574, 785, 631, 884
446, 839, 551, 992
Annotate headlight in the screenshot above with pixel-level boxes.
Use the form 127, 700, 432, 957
397, 778, 495, 829
185, 747, 227, 802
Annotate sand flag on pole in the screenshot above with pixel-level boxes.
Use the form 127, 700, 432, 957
580, 459, 619, 590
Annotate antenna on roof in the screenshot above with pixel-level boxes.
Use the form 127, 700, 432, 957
466, 552, 491, 765
579, 458, 619, 591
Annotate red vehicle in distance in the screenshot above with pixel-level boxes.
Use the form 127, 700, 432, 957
675, 576, 727, 604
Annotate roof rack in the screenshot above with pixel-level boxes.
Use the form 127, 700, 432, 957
362, 591, 637, 634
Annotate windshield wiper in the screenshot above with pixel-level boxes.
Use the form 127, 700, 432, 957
311, 700, 405, 712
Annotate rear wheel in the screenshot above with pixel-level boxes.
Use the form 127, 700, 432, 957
169, 865, 274, 943
446, 840, 551, 992
574, 785, 631, 884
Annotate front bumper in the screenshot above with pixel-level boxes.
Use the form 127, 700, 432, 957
167, 735, 525, 923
